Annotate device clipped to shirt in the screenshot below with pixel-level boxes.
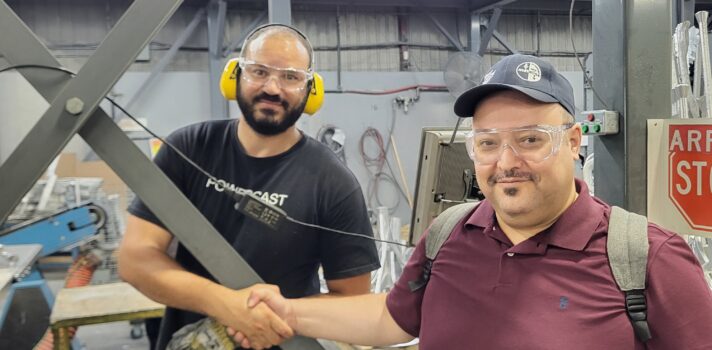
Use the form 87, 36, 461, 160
229, 191, 288, 231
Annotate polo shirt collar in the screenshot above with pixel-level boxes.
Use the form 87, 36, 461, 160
463, 179, 605, 251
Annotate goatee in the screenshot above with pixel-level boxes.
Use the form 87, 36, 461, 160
237, 91, 307, 136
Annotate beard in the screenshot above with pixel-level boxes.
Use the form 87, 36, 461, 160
237, 88, 308, 136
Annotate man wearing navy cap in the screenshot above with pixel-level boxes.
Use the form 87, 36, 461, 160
232, 54, 712, 349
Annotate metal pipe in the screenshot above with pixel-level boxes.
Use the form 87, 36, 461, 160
336, 5, 342, 90
673, 22, 690, 118
222, 11, 266, 57
125, 7, 206, 111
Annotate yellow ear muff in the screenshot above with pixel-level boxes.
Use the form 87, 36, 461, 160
303, 72, 324, 115
220, 58, 324, 116
220, 58, 240, 100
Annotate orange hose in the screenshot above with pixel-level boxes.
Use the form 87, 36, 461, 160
33, 253, 100, 350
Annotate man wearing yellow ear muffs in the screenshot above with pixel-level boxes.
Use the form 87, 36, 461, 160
118, 24, 379, 350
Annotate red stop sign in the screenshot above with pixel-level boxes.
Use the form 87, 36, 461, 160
668, 125, 712, 232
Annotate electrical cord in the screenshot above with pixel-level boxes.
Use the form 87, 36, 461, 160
286, 216, 408, 247
0, 64, 408, 248
358, 100, 413, 214
359, 129, 403, 212
569, 0, 611, 111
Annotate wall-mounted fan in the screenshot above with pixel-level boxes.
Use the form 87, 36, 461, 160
443, 52, 485, 98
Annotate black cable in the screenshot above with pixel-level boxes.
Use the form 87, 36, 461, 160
286, 216, 408, 247
1, 64, 409, 248
0, 64, 77, 76
104, 96, 219, 184
359, 127, 402, 211
358, 101, 411, 213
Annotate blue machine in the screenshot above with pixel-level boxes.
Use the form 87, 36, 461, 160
0, 203, 105, 256
0, 203, 105, 349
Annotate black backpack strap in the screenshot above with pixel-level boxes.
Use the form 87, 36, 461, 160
608, 206, 652, 343
408, 202, 479, 292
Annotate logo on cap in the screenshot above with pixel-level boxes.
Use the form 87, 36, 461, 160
515, 62, 541, 82
482, 69, 496, 84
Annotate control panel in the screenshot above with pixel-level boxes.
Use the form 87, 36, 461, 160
577, 110, 619, 135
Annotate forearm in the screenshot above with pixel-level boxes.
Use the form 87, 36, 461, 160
291, 293, 413, 346
118, 245, 228, 317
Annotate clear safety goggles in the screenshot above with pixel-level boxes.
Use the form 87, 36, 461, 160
465, 123, 574, 165
238, 59, 313, 91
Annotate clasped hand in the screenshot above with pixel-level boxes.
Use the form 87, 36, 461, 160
224, 284, 295, 349
215, 284, 293, 350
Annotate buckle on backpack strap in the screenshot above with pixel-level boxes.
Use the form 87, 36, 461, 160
625, 290, 652, 342
407, 259, 433, 292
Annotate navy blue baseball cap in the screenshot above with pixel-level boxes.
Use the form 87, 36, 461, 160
454, 54, 575, 118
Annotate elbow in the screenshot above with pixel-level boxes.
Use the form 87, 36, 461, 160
117, 244, 141, 285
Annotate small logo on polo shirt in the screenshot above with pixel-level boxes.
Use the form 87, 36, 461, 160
516, 62, 542, 82
559, 296, 569, 310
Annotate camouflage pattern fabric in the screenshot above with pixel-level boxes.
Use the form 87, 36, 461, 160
166, 318, 236, 350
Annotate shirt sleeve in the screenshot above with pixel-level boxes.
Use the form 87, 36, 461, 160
318, 187, 381, 280
645, 229, 712, 350
385, 230, 429, 337
127, 131, 189, 229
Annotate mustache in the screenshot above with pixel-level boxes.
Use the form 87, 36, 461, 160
487, 169, 537, 186
253, 93, 288, 109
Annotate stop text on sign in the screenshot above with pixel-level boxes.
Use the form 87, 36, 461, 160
669, 127, 712, 195
668, 124, 712, 232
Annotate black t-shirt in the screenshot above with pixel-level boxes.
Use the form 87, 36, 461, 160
128, 119, 380, 348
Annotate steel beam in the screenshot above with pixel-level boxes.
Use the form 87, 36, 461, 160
2, 0, 234, 321
480, 16, 519, 54
422, 10, 464, 52
472, 0, 517, 14
223, 11, 267, 57
674, 0, 696, 25
491, 30, 519, 54
269, 0, 292, 25
125, 7, 206, 112
336, 6, 344, 85
0, 4, 66, 99
397, 10, 410, 70
470, 11, 482, 53
478, 7, 502, 55
208, 0, 228, 119
592, 0, 671, 213
0, 0, 184, 224
0, 2, 326, 348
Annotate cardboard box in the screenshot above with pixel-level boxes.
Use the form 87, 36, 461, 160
54, 153, 130, 214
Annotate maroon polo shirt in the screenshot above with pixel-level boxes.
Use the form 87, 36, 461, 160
387, 179, 712, 349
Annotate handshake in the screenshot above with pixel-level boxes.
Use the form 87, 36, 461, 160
167, 283, 410, 350
167, 284, 297, 350
224, 284, 296, 350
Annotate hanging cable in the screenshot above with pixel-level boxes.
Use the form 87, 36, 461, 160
358, 101, 412, 213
